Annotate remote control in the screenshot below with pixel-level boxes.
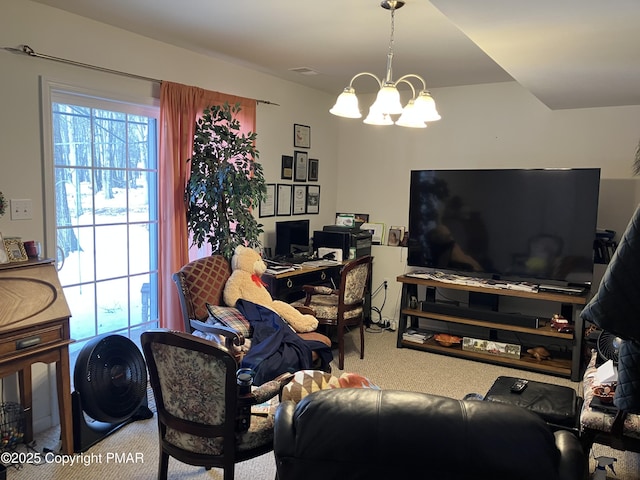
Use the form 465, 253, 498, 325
510, 379, 528, 393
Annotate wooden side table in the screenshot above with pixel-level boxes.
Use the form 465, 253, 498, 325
0, 259, 73, 454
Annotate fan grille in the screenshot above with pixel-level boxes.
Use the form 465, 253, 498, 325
74, 334, 148, 423
597, 331, 622, 363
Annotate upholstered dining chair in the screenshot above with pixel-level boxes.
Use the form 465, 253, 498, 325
295, 255, 373, 370
141, 329, 290, 480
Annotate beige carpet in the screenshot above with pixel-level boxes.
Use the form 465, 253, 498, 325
4, 327, 640, 479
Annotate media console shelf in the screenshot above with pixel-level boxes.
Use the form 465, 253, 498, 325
396, 275, 589, 381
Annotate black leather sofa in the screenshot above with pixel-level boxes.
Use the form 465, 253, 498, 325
274, 388, 586, 480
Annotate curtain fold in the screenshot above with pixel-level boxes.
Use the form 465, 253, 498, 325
158, 81, 257, 330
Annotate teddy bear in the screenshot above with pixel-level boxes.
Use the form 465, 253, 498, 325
223, 245, 319, 333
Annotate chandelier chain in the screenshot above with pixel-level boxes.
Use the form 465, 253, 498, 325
389, 7, 395, 60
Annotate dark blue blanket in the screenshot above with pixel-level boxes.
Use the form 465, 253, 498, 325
235, 299, 332, 385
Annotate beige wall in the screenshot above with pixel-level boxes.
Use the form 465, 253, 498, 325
2, 0, 640, 431
335, 82, 640, 319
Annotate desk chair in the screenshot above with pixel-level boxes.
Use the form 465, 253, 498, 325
296, 255, 373, 370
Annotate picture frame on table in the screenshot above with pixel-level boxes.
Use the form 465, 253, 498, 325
308, 158, 319, 181
281, 155, 293, 180
361, 222, 385, 245
294, 150, 308, 182
306, 185, 320, 214
387, 228, 402, 247
259, 183, 276, 218
277, 184, 292, 216
0, 232, 9, 264
292, 184, 307, 215
336, 213, 369, 225
293, 123, 311, 149
390, 226, 406, 244
4, 238, 28, 262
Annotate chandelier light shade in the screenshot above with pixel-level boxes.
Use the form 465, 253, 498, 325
329, 87, 361, 118
329, 0, 441, 128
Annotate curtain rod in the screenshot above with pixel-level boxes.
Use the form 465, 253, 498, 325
2, 44, 280, 106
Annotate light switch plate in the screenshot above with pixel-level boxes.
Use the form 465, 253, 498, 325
10, 198, 33, 220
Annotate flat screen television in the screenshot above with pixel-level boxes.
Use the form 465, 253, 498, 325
407, 168, 601, 286
275, 219, 310, 257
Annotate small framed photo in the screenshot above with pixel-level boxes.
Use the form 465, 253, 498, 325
294, 150, 308, 182
294, 123, 311, 149
0, 232, 9, 264
277, 184, 292, 216
5, 238, 28, 262
308, 158, 319, 181
281, 155, 293, 180
259, 183, 276, 218
337, 213, 369, 225
336, 214, 356, 227
387, 228, 402, 247
292, 184, 307, 215
362, 222, 385, 245
391, 226, 406, 243
306, 185, 320, 214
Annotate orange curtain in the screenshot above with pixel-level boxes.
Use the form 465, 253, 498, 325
158, 81, 256, 331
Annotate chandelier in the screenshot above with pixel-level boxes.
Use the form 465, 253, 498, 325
329, 0, 441, 128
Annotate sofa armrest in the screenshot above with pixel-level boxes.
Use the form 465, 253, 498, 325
274, 400, 297, 456
554, 430, 588, 480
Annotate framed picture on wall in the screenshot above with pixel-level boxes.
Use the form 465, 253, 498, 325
308, 158, 319, 181
259, 183, 276, 217
306, 185, 320, 214
292, 184, 307, 214
281, 155, 293, 180
294, 151, 308, 182
294, 123, 310, 148
277, 184, 292, 216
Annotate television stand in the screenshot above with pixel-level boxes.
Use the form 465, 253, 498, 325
538, 284, 587, 296
396, 274, 589, 381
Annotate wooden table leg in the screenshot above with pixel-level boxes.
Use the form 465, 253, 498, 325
17, 367, 33, 445
55, 347, 73, 454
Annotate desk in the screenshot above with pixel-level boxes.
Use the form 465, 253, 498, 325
263, 260, 372, 324
263, 263, 342, 304
0, 259, 73, 454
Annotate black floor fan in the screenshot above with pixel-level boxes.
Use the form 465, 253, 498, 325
72, 334, 153, 453
597, 330, 623, 364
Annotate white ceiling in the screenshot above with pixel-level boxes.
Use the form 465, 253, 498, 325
29, 0, 640, 110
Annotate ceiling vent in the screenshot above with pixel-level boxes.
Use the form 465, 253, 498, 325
289, 67, 319, 76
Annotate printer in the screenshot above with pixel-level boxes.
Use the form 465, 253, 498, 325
313, 226, 372, 260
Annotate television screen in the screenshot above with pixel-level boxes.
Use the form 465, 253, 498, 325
407, 168, 601, 285
275, 220, 310, 257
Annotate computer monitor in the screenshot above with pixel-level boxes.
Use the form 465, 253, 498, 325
275, 220, 310, 257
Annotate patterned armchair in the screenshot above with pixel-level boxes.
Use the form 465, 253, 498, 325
141, 329, 291, 480
172, 256, 246, 358
294, 255, 373, 369
173, 255, 332, 370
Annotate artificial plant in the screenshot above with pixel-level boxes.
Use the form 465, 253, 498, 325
186, 102, 266, 260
